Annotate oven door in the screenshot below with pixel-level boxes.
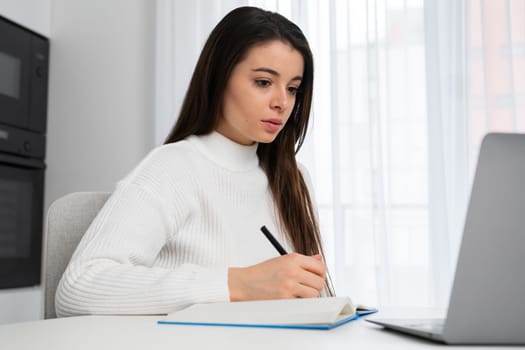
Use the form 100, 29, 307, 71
0, 154, 44, 288
0, 17, 32, 131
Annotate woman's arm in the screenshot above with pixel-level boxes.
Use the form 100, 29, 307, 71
55, 182, 230, 317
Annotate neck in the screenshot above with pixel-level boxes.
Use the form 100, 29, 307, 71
188, 131, 259, 172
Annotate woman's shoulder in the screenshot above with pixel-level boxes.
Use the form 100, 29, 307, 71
120, 139, 199, 187
155, 136, 201, 155
148, 139, 195, 161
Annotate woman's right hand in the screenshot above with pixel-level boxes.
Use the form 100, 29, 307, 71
227, 253, 327, 301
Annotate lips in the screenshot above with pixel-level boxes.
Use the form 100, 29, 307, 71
262, 118, 283, 132
262, 118, 283, 126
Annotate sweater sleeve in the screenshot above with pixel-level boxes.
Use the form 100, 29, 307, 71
55, 150, 230, 317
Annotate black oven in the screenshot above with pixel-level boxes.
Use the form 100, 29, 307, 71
0, 15, 48, 133
0, 151, 45, 288
0, 15, 48, 288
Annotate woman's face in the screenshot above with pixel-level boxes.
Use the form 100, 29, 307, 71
216, 40, 304, 145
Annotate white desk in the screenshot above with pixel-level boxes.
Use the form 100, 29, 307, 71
1, 310, 524, 350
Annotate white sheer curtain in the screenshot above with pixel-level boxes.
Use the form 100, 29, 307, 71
155, 0, 525, 308
425, 0, 525, 306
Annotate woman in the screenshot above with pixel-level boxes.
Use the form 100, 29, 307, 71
56, 6, 333, 317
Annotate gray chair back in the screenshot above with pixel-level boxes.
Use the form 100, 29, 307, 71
42, 192, 111, 319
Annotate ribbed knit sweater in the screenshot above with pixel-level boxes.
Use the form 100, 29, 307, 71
55, 131, 296, 317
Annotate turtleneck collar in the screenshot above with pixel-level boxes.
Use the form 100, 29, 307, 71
187, 131, 259, 172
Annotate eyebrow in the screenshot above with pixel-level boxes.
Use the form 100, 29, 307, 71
252, 67, 302, 82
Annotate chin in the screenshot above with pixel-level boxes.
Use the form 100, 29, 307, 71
256, 133, 280, 144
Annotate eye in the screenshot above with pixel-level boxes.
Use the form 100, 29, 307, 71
287, 86, 300, 96
255, 79, 271, 88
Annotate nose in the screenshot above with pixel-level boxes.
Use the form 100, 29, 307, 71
270, 87, 291, 112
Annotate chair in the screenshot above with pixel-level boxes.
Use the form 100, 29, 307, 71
42, 192, 111, 319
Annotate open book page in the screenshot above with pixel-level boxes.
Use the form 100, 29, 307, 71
160, 297, 374, 327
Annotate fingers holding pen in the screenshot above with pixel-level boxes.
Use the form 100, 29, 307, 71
299, 253, 327, 279
228, 253, 327, 301
287, 253, 327, 296
225, 225, 327, 300
256, 226, 327, 295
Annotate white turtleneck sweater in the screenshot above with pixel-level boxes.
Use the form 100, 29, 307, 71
55, 131, 300, 317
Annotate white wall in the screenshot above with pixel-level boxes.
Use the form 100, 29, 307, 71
0, 0, 50, 36
0, 0, 155, 324
45, 0, 155, 209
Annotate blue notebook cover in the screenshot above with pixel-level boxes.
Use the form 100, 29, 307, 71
157, 309, 377, 331
158, 298, 377, 330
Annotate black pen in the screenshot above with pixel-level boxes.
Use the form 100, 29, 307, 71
260, 225, 288, 255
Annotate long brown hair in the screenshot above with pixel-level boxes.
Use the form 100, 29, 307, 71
165, 6, 333, 295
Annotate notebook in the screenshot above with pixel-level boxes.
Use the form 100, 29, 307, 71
158, 296, 377, 330
367, 133, 525, 344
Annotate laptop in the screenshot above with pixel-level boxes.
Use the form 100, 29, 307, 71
367, 133, 525, 345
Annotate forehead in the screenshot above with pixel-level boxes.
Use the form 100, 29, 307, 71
237, 40, 304, 78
